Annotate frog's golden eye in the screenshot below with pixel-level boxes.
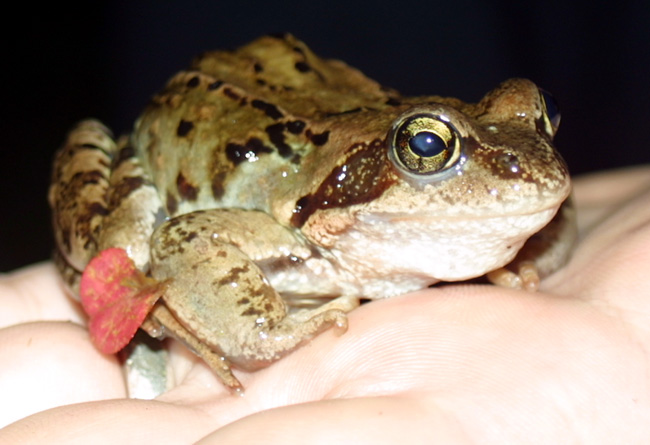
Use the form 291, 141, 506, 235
539, 88, 561, 136
389, 113, 461, 175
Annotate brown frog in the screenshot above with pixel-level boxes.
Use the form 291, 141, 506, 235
49, 33, 574, 393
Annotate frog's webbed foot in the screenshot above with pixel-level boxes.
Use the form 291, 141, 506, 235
146, 299, 349, 394
211, 303, 350, 376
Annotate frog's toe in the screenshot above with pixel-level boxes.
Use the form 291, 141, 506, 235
486, 261, 540, 292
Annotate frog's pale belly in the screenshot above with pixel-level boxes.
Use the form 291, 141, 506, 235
50, 33, 574, 392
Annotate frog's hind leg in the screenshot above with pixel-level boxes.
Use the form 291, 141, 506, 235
49, 120, 164, 293
49, 120, 117, 294
50, 120, 169, 398
147, 304, 244, 394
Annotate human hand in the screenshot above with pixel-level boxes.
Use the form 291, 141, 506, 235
2, 166, 649, 443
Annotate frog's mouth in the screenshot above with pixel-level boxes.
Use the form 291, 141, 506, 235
359, 200, 564, 223
357, 171, 573, 223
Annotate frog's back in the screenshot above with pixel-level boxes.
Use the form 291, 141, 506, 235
131, 34, 401, 221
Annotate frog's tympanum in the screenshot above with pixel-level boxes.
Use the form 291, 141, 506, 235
49, 34, 575, 392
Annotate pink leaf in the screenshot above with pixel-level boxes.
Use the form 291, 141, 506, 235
80, 248, 164, 354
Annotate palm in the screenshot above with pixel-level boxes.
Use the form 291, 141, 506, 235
2, 167, 649, 443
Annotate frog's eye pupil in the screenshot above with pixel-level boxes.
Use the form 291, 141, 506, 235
409, 131, 447, 157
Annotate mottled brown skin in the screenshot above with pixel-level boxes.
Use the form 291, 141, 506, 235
49, 34, 574, 392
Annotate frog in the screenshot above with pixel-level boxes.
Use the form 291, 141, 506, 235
49, 33, 575, 393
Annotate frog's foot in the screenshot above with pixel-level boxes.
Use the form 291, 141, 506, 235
283, 305, 350, 338
149, 303, 348, 393
486, 260, 540, 292
285, 296, 360, 314
288, 294, 360, 322
230, 306, 349, 371
488, 197, 577, 292
148, 304, 245, 395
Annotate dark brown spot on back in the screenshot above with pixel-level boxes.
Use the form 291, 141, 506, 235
211, 171, 227, 199
177, 120, 194, 137
226, 138, 275, 165
295, 61, 311, 73
176, 173, 199, 201
251, 99, 284, 120
166, 191, 178, 215
208, 80, 224, 90
226, 143, 248, 165
223, 88, 240, 100
265, 123, 292, 158
286, 120, 306, 134
183, 232, 198, 243
307, 130, 330, 146
247, 138, 274, 156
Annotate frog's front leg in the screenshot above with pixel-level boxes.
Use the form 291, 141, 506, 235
487, 197, 577, 291
149, 209, 354, 383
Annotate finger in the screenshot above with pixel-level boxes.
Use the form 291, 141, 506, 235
546, 174, 650, 335
0, 398, 216, 443
0, 321, 126, 427
573, 165, 650, 207
573, 166, 650, 233
197, 285, 649, 443
198, 395, 469, 444
0, 263, 86, 327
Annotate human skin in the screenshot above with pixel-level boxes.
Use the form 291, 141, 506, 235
1, 166, 649, 444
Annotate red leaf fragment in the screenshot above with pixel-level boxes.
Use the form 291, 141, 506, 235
80, 248, 165, 354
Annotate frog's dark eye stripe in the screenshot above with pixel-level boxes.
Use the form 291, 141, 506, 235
389, 112, 462, 176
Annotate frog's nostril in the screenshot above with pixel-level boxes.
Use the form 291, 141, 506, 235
496, 153, 520, 174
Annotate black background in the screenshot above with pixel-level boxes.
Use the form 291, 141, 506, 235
2, 1, 649, 272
